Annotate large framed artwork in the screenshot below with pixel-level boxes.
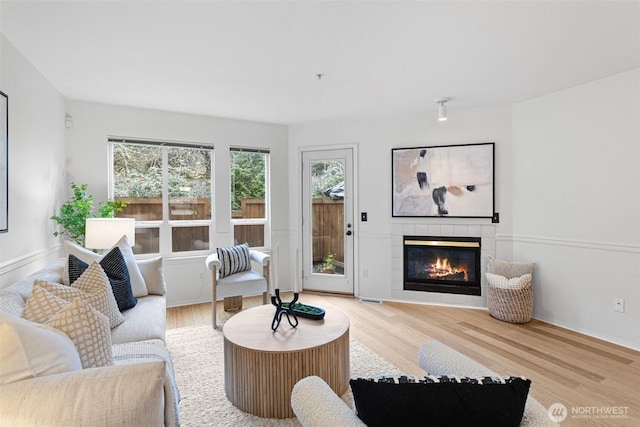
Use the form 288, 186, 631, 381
392, 142, 495, 218
0, 91, 6, 233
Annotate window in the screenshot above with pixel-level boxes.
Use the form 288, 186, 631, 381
109, 138, 213, 255
230, 147, 269, 249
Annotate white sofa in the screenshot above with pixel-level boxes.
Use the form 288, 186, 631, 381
291, 340, 557, 427
0, 257, 179, 427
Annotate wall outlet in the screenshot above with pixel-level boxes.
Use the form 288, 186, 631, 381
614, 298, 625, 313
362, 268, 368, 278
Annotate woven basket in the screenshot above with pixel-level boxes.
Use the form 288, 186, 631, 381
487, 281, 533, 323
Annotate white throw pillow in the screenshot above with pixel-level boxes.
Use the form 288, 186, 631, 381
46, 297, 113, 369
136, 256, 166, 296
36, 262, 125, 328
485, 272, 532, 290
0, 313, 82, 384
63, 236, 148, 297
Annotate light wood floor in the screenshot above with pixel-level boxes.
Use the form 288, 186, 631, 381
167, 293, 639, 426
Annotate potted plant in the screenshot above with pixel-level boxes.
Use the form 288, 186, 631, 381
51, 183, 128, 247
323, 252, 335, 274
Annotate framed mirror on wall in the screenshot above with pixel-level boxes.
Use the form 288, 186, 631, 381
1, 91, 7, 233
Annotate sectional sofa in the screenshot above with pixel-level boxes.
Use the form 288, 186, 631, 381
0, 239, 179, 427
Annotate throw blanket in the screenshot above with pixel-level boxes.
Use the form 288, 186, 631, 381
113, 339, 180, 427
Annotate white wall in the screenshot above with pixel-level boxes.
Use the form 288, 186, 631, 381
64, 100, 289, 306
0, 35, 67, 286
290, 72, 640, 350
512, 69, 640, 349
2, 29, 636, 348
288, 105, 514, 303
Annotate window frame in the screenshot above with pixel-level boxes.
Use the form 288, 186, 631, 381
229, 146, 270, 251
108, 137, 214, 257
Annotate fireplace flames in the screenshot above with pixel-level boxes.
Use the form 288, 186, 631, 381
425, 257, 468, 281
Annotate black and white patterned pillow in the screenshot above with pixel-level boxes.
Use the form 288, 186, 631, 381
217, 243, 252, 278
350, 375, 531, 427
68, 247, 137, 311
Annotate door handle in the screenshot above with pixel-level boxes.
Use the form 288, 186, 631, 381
346, 230, 352, 236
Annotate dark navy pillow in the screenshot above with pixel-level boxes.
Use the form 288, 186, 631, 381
68, 247, 137, 311
350, 375, 530, 427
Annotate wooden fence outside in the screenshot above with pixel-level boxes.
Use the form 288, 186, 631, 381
312, 198, 344, 263
117, 197, 344, 260
117, 197, 211, 221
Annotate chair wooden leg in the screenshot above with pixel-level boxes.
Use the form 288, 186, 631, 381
263, 263, 270, 305
212, 268, 218, 329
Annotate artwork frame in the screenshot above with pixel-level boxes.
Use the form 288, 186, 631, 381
0, 91, 7, 233
392, 142, 495, 218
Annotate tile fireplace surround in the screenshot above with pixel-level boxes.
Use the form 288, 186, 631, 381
391, 223, 496, 308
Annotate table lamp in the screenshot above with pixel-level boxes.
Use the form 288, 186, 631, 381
85, 218, 135, 250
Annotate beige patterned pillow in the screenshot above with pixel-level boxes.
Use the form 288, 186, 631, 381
486, 273, 532, 290
35, 262, 125, 328
21, 287, 69, 324
46, 297, 113, 368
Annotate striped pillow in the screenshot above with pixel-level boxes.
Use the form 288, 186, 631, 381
217, 243, 252, 278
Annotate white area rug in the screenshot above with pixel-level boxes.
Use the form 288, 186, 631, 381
166, 324, 402, 427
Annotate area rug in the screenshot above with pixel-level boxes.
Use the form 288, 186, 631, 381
166, 324, 402, 427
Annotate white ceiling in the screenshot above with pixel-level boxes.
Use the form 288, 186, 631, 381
1, 1, 639, 125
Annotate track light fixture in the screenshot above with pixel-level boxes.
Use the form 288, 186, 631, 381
436, 98, 450, 121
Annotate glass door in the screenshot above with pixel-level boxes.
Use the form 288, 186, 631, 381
301, 148, 353, 294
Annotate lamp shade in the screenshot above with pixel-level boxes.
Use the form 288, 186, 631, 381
85, 218, 135, 249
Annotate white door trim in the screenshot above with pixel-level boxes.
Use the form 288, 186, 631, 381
297, 143, 359, 296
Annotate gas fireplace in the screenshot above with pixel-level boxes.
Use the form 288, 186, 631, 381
403, 235, 481, 296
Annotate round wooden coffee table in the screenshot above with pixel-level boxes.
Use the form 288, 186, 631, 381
222, 303, 350, 418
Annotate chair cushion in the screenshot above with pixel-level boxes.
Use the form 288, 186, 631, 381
110, 295, 167, 345
217, 243, 252, 278
216, 270, 266, 300
350, 375, 531, 427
